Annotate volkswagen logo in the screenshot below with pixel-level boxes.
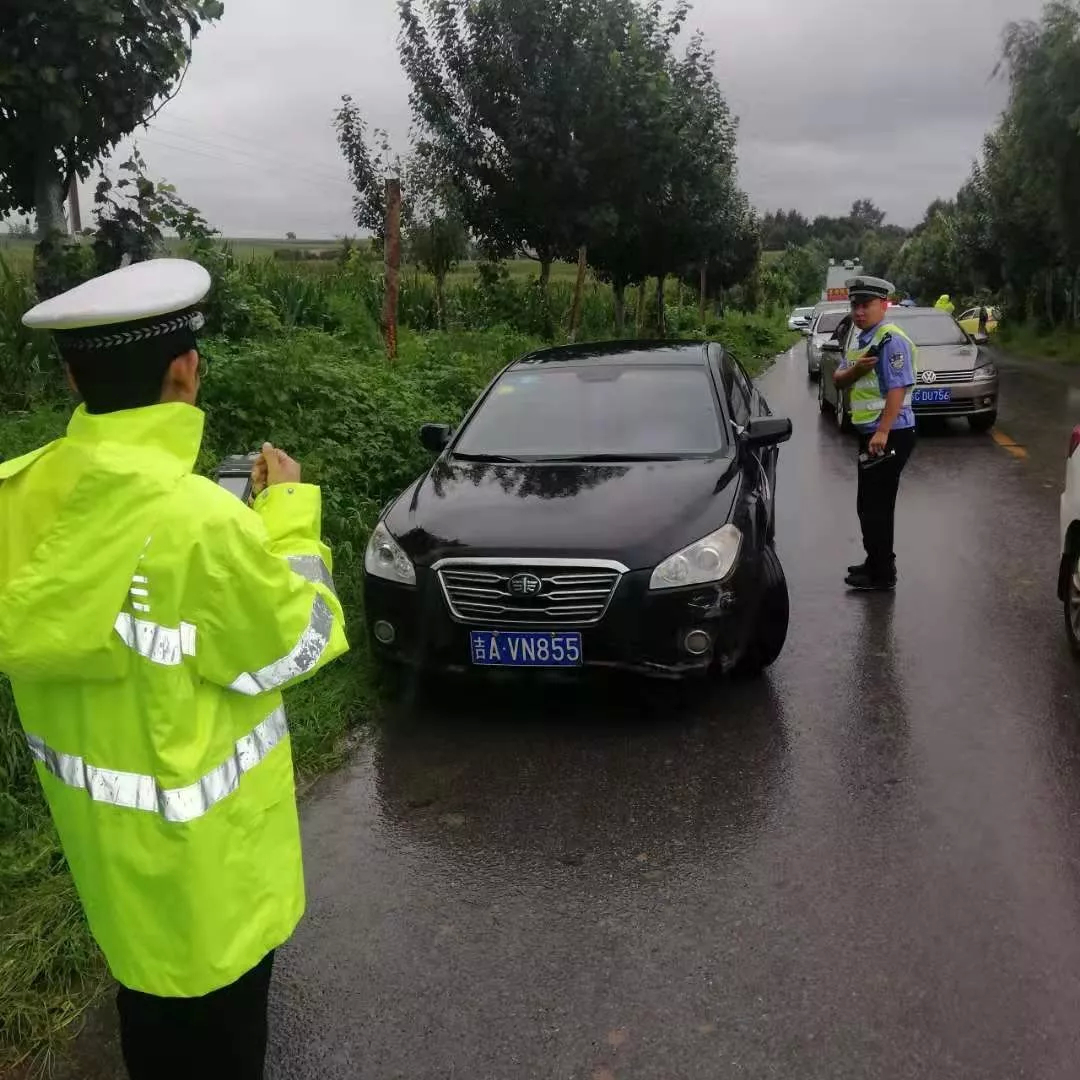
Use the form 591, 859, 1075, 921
921, 370, 938, 384
508, 572, 543, 597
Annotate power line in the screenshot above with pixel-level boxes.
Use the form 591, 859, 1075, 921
148, 123, 352, 187
132, 133, 355, 192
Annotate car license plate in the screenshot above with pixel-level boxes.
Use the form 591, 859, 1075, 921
470, 630, 582, 667
913, 387, 952, 404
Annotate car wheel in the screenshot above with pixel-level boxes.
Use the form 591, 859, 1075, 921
1065, 555, 1080, 657
835, 392, 852, 433
807, 352, 819, 382
818, 369, 830, 413
733, 545, 789, 677
968, 411, 997, 433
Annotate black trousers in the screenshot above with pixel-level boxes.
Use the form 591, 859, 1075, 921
856, 426, 916, 576
117, 952, 274, 1080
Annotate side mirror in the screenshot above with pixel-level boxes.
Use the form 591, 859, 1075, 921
743, 416, 793, 449
821, 340, 842, 353
973, 332, 989, 346
420, 423, 452, 453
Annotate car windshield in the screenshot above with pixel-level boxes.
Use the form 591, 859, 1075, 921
454, 365, 726, 459
889, 312, 970, 346
815, 311, 845, 333
794, 307, 813, 318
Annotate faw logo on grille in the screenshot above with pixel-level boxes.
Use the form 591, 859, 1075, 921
508, 573, 543, 597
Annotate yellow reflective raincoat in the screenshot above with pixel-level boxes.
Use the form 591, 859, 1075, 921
0, 403, 348, 996
934, 294, 955, 314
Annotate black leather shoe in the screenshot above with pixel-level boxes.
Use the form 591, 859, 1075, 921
848, 559, 897, 577
845, 568, 896, 591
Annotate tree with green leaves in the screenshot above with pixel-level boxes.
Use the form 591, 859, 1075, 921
406, 213, 468, 329
91, 147, 216, 273
0, 1, 224, 247
333, 95, 411, 248
998, 0, 1080, 322
398, 0, 693, 296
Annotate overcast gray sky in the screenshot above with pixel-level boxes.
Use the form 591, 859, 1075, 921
94, 0, 1046, 238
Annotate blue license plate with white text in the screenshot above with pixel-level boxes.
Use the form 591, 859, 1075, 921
913, 387, 952, 404
470, 630, 583, 667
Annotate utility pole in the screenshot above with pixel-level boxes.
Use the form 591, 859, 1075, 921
382, 177, 402, 361
67, 175, 82, 235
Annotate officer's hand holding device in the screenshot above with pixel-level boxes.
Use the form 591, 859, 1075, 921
216, 443, 301, 502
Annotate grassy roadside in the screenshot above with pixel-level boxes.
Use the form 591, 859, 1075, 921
996, 322, 1080, 364
0, 308, 795, 1072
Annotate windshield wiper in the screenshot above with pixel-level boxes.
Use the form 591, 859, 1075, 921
450, 452, 527, 463
535, 452, 698, 463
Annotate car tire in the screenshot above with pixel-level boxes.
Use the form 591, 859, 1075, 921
733, 545, 789, 677
807, 353, 819, 382
1065, 553, 1080, 657
968, 411, 997, 433
835, 393, 853, 433
818, 370, 830, 413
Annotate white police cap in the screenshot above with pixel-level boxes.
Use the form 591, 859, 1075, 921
845, 275, 894, 301
22, 259, 211, 349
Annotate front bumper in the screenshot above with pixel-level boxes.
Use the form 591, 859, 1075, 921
364, 559, 764, 679
913, 378, 998, 419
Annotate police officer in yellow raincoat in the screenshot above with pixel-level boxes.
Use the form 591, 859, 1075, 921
0, 259, 349, 1078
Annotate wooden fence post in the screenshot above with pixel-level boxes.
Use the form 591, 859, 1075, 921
568, 245, 587, 341
383, 177, 402, 360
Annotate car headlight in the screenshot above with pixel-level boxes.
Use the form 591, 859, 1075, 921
973, 363, 998, 382
364, 522, 416, 585
649, 524, 742, 590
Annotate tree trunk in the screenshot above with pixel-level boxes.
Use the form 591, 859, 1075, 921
699, 263, 707, 326
613, 283, 626, 336
382, 177, 402, 360
34, 168, 66, 241
539, 259, 552, 297
67, 174, 82, 235
568, 245, 587, 342
435, 271, 447, 331
655, 275, 666, 337
636, 282, 647, 335
32, 165, 71, 299
1046, 269, 1055, 327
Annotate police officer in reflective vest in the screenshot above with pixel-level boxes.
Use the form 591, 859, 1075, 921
0, 260, 349, 1078
831, 276, 918, 590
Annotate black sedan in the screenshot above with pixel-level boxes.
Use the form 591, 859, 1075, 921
364, 341, 793, 679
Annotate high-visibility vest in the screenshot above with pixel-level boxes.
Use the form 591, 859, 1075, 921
846, 322, 919, 428
0, 403, 349, 996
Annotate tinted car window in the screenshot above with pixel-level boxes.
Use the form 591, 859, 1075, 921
888, 312, 969, 346
815, 311, 845, 334
455, 366, 726, 458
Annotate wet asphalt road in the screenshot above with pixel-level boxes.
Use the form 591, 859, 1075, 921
55, 345, 1080, 1079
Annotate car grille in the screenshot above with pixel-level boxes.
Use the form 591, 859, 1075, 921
436, 563, 622, 626
918, 369, 974, 384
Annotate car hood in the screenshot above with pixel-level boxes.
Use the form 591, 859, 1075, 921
912, 342, 980, 373
384, 456, 741, 571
